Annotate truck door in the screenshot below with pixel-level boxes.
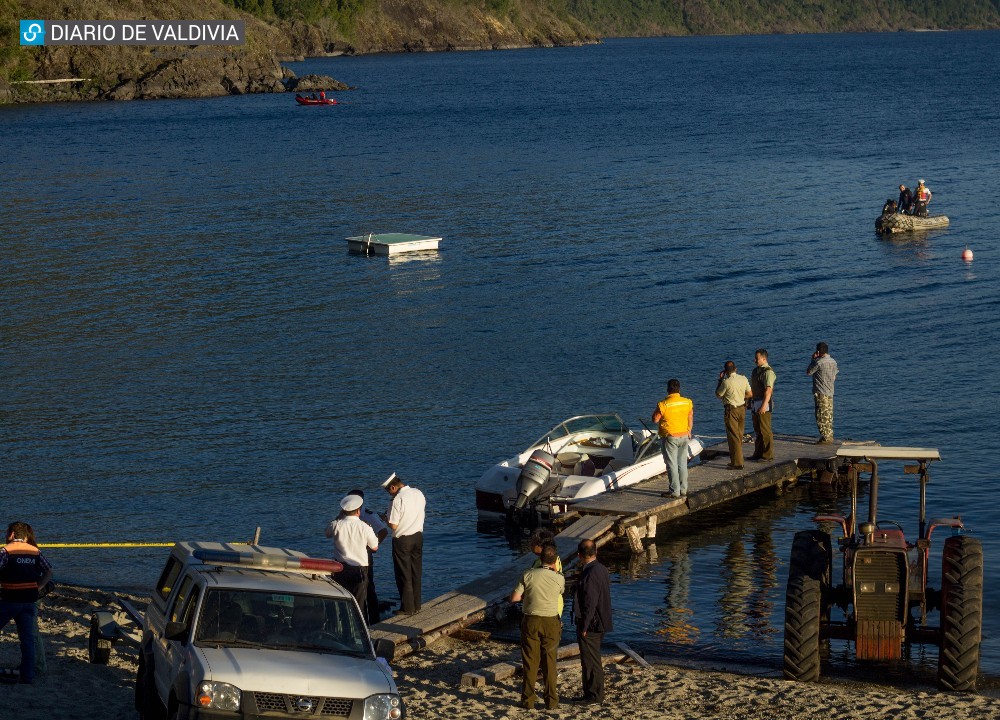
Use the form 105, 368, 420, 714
153, 575, 199, 700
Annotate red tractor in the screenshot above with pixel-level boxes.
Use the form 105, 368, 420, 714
783, 447, 984, 691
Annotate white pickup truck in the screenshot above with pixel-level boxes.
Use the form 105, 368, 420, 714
132, 541, 403, 720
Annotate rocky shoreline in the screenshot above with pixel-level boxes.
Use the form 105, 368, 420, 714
2, 27, 595, 104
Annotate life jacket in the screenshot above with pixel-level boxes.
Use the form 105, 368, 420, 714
916, 186, 931, 202
0, 540, 44, 602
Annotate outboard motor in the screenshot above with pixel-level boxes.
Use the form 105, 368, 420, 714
513, 449, 555, 511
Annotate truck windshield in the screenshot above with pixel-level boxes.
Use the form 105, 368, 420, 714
195, 589, 369, 656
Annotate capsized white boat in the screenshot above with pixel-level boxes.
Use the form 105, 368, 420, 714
475, 413, 703, 520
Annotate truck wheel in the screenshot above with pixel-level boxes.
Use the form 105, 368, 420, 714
88, 618, 112, 665
134, 655, 146, 712
937, 536, 984, 691
137, 656, 167, 720
783, 573, 822, 681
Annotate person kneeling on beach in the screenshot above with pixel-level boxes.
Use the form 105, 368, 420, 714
511, 543, 564, 711
0, 521, 53, 684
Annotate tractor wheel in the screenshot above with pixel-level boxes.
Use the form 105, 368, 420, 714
937, 535, 984, 691
784, 530, 831, 681
783, 573, 822, 681
789, 530, 832, 584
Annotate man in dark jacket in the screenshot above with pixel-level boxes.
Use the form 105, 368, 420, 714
572, 539, 612, 705
0, 521, 53, 684
897, 184, 913, 214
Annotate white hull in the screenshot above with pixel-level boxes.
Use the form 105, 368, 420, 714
474, 413, 703, 518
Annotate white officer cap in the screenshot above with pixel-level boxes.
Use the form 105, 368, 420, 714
340, 494, 364, 512
381, 472, 399, 488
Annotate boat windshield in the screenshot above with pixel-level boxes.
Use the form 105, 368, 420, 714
194, 589, 370, 657
537, 414, 627, 445
635, 435, 663, 463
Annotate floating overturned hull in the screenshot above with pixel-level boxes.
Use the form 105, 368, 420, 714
875, 213, 950, 233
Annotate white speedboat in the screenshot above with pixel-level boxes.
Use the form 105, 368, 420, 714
475, 413, 703, 520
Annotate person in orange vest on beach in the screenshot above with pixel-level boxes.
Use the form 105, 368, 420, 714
913, 179, 932, 217
652, 379, 694, 499
0, 521, 53, 684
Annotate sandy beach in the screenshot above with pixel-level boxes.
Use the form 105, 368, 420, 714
2, 585, 998, 720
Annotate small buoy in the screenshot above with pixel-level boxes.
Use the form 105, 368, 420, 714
961, 247, 974, 262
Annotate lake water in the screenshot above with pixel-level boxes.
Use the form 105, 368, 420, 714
2, 31, 999, 684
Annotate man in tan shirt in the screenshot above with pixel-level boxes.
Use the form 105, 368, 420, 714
715, 360, 752, 469
511, 544, 565, 710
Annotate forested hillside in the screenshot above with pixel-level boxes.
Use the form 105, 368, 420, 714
219, 0, 1000, 43
3, 0, 999, 102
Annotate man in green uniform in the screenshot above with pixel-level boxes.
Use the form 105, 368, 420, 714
716, 360, 752, 469
511, 544, 565, 710
749, 349, 777, 461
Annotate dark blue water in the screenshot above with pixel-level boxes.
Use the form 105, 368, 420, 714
3, 32, 999, 680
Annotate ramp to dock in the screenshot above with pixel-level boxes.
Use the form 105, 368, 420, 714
370, 515, 618, 659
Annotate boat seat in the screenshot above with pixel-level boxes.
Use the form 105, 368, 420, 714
573, 454, 597, 477
556, 452, 581, 474
604, 458, 629, 473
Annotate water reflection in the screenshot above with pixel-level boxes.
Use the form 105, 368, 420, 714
658, 540, 697, 644
604, 485, 846, 666
718, 538, 752, 638
748, 528, 779, 637
877, 230, 938, 262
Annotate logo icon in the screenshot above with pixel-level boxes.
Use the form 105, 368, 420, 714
20, 20, 45, 45
294, 697, 315, 712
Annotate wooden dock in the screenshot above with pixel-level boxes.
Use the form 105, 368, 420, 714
371, 434, 870, 659
568, 434, 850, 548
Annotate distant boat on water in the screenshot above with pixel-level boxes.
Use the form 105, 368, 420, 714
295, 96, 338, 106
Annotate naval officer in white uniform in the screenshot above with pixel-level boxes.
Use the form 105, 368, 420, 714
325, 494, 379, 618
382, 473, 426, 615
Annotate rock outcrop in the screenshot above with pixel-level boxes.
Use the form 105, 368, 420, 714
104, 48, 285, 100
285, 74, 350, 92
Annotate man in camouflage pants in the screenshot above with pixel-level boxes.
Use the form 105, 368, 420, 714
806, 342, 839, 444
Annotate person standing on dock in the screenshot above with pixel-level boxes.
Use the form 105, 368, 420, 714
572, 539, 612, 706
0, 521, 52, 684
652, 379, 694, 498
806, 342, 839, 444
347, 488, 389, 624
383, 473, 426, 615
749, 349, 777, 462
511, 543, 565, 711
716, 360, 752, 469
325, 495, 379, 619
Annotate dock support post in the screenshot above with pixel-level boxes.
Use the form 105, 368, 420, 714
645, 515, 657, 540
625, 525, 644, 554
